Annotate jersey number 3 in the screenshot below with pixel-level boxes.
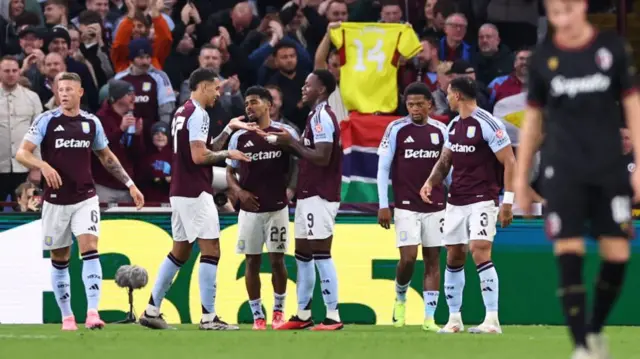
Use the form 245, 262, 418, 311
172, 116, 186, 153
353, 39, 386, 72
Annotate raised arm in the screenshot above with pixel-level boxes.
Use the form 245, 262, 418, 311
189, 116, 254, 166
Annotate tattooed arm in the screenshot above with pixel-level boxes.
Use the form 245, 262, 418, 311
426, 148, 453, 186
94, 147, 133, 185
209, 131, 232, 152
190, 141, 231, 165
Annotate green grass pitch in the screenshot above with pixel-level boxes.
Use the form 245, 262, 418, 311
1, 325, 640, 359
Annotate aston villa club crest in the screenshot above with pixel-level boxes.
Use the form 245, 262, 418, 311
142, 82, 152, 92
430, 133, 440, 145
466, 126, 476, 138
595, 47, 613, 71
81, 122, 90, 134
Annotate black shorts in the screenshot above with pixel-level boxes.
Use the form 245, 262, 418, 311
542, 166, 633, 240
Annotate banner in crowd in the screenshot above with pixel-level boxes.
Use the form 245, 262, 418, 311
492, 92, 526, 147
340, 113, 400, 203
1, 214, 639, 325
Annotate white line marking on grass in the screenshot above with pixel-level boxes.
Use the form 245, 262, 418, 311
0, 334, 59, 339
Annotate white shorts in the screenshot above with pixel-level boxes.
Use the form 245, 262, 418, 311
42, 196, 100, 250
170, 192, 220, 243
236, 207, 289, 255
443, 200, 498, 245
394, 208, 444, 248
294, 196, 340, 240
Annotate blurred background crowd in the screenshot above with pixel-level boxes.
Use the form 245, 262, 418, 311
0, 0, 637, 212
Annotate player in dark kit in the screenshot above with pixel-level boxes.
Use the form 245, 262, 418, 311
377, 82, 447, 331
515, 1, 640, 358
226, 86, 300, 330
140, 68, 256, 331
267, 69, 344, 331
16, 72, 144, 331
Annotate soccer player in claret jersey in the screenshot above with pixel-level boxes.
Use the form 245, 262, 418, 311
226, 86, 300, 330
421, 77, 516, 334
267, 69, 344, 331
515, 1, 640, 358
15, 72, 145, 331
377, 82, 447, 332
139, 68, 256, 331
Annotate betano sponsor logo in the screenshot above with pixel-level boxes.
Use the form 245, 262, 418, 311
450, 143, 476, 153
55, 138, 90, 148
403, 149, 439, 159
135, 95, 150, 103
245, 150, 282, 161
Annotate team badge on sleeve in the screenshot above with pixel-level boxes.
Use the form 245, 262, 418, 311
81, 122, 90, 134
496, 129, 505, 139
314, 122, 323, 133
466, 126, 476, 138
430, 133, 440, 145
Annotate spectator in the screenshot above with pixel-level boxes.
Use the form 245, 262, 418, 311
111, 0, 172, 73
400, 36, 440, 93
91, 79, 144, 203
114, 37, 176, 139
313, 22, 347, 121
380, 0, 403, 23
324, 0, 349, 23
29, 51, 66, 106
489, 47, 531, 105
265, 84, 299, 202
446, 59, 490, 111
14, 181, 41, 212
0, 0, 27, 55
45, 26, 99, 110
278, 0, 328, 56
486, 0, 538, 51
417, 0, 453, 39
76, 10, 114, 90
67, 27, 100, 87
179, 44, 244, 116
165, 31, 198, 93
475, 23, 513, 86
204, 1, 256, 46
43, 0, 69, 28
432, 60, 452, 115
16, 25, 44, 66
137, 121, 171, 204
43, 70, 63, 109
438, 13, 472, 62
71, 0, 120, 45
209, 21, 253, 87
0, 55, 42, 202
265, 40, 311, 130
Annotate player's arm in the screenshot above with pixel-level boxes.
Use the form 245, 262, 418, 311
426, 148, 453, 186
16, 114, 63, 189
274, 113, 334, 166
190, 115, 251, 166
92, 121, 144, 208
376, 124, 396, 229
224, 132, 259, 210
482, 119, 515, 227
208, 116, 257, 153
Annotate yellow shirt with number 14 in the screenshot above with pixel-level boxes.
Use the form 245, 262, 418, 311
329, 22, 421, 114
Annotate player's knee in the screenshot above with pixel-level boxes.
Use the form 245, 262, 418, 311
50, 247, 71, 262
399, 255, 417, 268
599, 238, 630, 262
424, 256, 440, 276
270, 254, 286, 272
76, 234, 98, 253
245, 255, 262, 272
445, 245, 466, 266
553, 237, 585, 256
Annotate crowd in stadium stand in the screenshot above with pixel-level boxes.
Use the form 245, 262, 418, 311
0, 0, 631, 212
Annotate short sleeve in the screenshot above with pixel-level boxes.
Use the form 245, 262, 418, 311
23, 112, 53, 146
615, 38, 637, 98
92, 119, 109, 151
226, 131, 243, 168
283, 124, 300, 140
397, 25, 422, 59
187, 109, 209, 143
329, 26, 344, 49
479, 116, 511, 153
443, 118, 458, 149
526, 50, 548, 108
312, 110, 335, 144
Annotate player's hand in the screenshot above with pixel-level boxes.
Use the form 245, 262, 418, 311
237, 189, 259, 211
227, 149, 251, 162
228, 116, 259, 132
420, 180, 433, 204
41, 162, 62, 189
286, 188, 295, 202
632, 168, 640, 203
378, 207, 392, 229
498, 204, 513, 228
266, 129, 294, 146
328, 22, 341, 31
129, 185, 145, 210
514, 176, 533, 215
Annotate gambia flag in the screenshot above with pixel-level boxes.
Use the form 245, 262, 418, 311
340, 113, 401, 203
